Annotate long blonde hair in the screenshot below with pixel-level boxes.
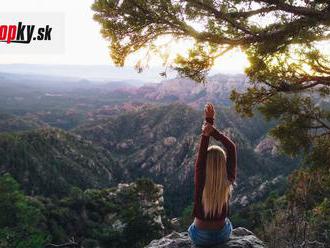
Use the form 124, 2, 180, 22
202, 145, 233, 218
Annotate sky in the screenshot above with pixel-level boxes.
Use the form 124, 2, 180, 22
0, 0, 249, 74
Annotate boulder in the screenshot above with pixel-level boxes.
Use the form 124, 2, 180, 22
146, 227, 264, 248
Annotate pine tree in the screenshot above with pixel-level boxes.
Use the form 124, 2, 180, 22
92, 0, 330, 166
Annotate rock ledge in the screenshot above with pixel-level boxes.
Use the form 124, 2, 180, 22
146, 227, 264, 248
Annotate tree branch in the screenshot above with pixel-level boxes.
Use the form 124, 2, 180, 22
228, 6, 278, 18
187, 0, 256, 35
255, 0, 326, 17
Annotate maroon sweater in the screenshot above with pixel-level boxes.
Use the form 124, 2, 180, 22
192, 117, 237, 220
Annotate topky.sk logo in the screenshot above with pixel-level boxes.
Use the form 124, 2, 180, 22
0, 21, 52, 44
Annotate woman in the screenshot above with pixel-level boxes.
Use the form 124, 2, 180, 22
188, 103, 237, 246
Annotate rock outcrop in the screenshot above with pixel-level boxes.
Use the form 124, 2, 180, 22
254, 137, 279, 155
146, 227, 264, 248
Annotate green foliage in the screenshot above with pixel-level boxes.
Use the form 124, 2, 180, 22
256, 167, 330, 247
0, 128, 118, 197
231, 191, 287, 232
0, 173, 164, 248
92, 0, 329, 75
0, 174, 48, 248
91, 0, 330, 170
174, 42, 218, 83
231, 46, 330, 166
180, 204, 194, 230
311, 198, 330, 242
0, 113, 44, 133
37, 179, 164, 248
259, 95, 316, 156
135, 177, 158, 195
122, 211, 163, 248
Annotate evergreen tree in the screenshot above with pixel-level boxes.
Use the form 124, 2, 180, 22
92, 0, 330, 166
0, 173, 48, 248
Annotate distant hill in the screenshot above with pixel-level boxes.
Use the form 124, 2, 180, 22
0, 72, 249, 129
0, 64, 169, 83
0, 113, 48, 133
0, 128, 119, 196
0, 72, 145, 126
112, 74, 248, 108
75, 104, 298, 215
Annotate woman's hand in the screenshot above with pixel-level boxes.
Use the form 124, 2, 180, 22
202, 122, 214, 136
204, 103, 215, 119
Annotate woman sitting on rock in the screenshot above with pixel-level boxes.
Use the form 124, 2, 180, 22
188, 103, 237, 246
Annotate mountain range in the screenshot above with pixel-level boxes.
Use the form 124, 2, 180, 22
0, 70, 300, 247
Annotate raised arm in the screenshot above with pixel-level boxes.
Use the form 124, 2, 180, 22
195, 110, 214, 187
202, 104, 237, 183
210, 128, 237, 183
194, 103, 214, 186
193, 104, 214, 217
194, 132, 209, 187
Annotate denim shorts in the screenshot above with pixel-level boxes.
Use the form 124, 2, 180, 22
187, 218, 233, 247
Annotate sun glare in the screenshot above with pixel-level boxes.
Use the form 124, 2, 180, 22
126, 36, 250, 74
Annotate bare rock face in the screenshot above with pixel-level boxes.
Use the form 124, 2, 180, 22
163, 136, 177, 146
254, 137, 279, 155
146, 227, 264, 248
